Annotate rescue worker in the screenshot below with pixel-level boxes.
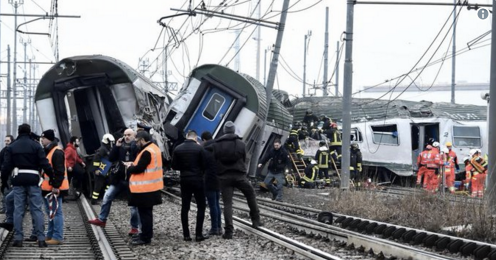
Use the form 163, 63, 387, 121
314, 141, 330, 185
298, 126, 309, 142
349, 143, 363, 182
1, 124, 53, 247
320, 115, 332, 130
124, 131, 163, 246
326, 123, 342, 162
64, 136, 85, 188
40, 129, 69, 245
300, 160, 318, 188
463, 157, 473, 193
172, 130, 208, 242
416, 145, 430, 188
90, 133, 115, 205
441, 147, 455, 193
469, 149, 486, 197
207, 121, 263, 239
258, 139, 290, 202
424, 144, 442, 193
88, 129, 140, 236
0, 135, 14, 213
286, 126, 304, 159
445, 142, 460, 172
303, 109, 319, 129
201, 131, 222, 236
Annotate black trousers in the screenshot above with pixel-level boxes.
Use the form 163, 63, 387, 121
180, 178, 206, 238
92, 174, 108, 200
219, 174, 260, 235
138, 206, 153, 242
318, 168, 329, 179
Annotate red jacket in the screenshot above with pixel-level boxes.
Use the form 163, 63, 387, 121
65, 143, 83, 168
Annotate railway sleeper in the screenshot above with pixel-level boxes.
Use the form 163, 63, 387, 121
473, 245, 492, 260
348, 219, 362, 230
423, 234, 439, 247
334, 216, 346, 224
391, 227, 406, 240
365, 222, 378, 234
434, 236, 450, 251
460, 242, 477, 256
487, 248, 496, 260
410, 232, 427, 245
401, 230, 416, 243
374, 224, 387, 235
356, 220, 369, 232
447, 239, 464, 254
382, 226, 396, 238
341, 217, 354, 229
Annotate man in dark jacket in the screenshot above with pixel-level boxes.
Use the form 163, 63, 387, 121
350, 143, 363, 182
258, 139, 289, 201
208, 121, 263, 239
0, 135, 14, 213
1, 124, 53, 247
303, 109, 319, 129
172, 130, 208, 242
88, 129, 140, 236
90, 133, 114, 205
125, 131, 163, 246
200, 131, 222, 236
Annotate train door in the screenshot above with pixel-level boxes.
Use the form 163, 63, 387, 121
185, 87, 234, 136
410, 123, 439, 170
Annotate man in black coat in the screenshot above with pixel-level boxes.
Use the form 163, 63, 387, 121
201, 131, 222, 236
0, 134, 14, 213
208, 121, 263, 239
1, 124, 53, 247
172, 130, 208, 242
258, 139, 289, 201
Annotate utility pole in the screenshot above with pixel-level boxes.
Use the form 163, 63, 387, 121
256, 1, 261, 81
10, 0, 23, 135
6, 46, 11, 136
341, 0, 355, 190
234, 29, 241, 72
303, 31, 311, 97
335, 41, 340, 97
451, 0, 456, 104
23, 41, 27, 124
323, 7, 329, 96
249, 0, 291, 177
488, 2, 496, 214
0, 1, 2, 140
29, 59, 32, 128
264, 47, 268, 86
33, 64, 38, 133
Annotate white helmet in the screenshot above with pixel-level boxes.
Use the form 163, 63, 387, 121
432, 142, 440, 148
442, 147, 449, 154
310, 159, 317, 165
469, 149, 477, 157
476, 149, 482, 155
101, 133, 115, 144
463, 157, 470, 162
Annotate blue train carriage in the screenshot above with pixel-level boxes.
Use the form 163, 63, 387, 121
35, 55, 171, 158
290, 96, 487, 186
163, 64, 292, 177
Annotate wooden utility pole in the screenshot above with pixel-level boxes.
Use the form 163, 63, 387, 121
488, 5, 496, 214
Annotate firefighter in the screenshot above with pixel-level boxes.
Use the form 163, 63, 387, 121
469, 149, 486, 197
442, 147, 455, 193
285, 126, 304, 159
300, 160, 318, 189
314, 141, 330, 185
445, 142, 460, 172
424, 144, 442, 193
463, 157, 473, 193
325, 123, 342, 162
303, 109, 319, 129
416, 145, 431, 188
349, 142, 362, 182
320, 115, 332, 130
90, 134, 115, 205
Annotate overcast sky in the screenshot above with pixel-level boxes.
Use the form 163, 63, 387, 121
0, 0, 492, 101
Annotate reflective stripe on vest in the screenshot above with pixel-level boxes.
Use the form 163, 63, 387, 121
42, 146, 69, 191
129, 143, 164, 193
318, 151, 329, 168
303, 166, 317, 182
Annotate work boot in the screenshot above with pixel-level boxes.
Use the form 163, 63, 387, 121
222, 233, 233, 239
88, 218, 106, 227
12, 240, 23, 247
0, 222, 13, 231
195, 234, 209, 242
131, 238, 150, 246
38, 241, 47, 247
251, 219, 264, 229
91, 199, 99, 205
24, 235, 37, 242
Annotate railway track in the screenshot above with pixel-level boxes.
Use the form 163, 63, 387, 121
247, 194, 496, 260
161, 189, 342, 260
0, 194, 136, 260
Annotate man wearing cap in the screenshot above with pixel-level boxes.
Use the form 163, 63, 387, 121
40, 129, 69, 245
1, 124, 53, 247
207, 121, 263, 239
124, 131, 163, 246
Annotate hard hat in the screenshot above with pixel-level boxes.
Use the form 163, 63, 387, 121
331, 122, 337, 128
101, 133, 115, 144
445, 142, 452, 147
351, 142, 359, 149
310, 159, 317, 165
463, 157, 470, 162
476, 149, 482, 155
319, 140, 326, 146
442, 147, 449, 154
306, 108, 312, 113
426, 145, 432, 150
432, 142, 439, 147
469, 149, 477, 157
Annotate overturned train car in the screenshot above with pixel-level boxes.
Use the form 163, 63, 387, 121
35, 55, 171, 157
163, 64, 292, 176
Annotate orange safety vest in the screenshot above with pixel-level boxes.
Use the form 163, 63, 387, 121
42, 146, 69, 191
423, 150, 440, 169
129, 143, 164, 193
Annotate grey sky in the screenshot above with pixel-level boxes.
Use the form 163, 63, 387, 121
0, 0, 492, 100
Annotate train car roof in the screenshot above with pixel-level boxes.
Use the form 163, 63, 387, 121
290, 96, 487, 123
35, 55, 167, 101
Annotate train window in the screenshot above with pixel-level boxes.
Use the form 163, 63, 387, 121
453, 126, 481, 147
351, 128, 363, 142
371, 124, 399, 145
202, 93, 225, 121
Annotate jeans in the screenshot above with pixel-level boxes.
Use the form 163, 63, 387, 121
44, 196, 63, 240
98, 181, 140, 228
205, 190, 221, 232
13, 186, 45, 241
219, 174, 260, 235
4, 190, 14, 223
2, 187, 12, 212
180, 178, 206, 238
263, 171, 285, 201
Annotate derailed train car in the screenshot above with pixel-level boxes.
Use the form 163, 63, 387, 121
290, 96, 487, 185
35, 55, 171, 157
163, 64, 292, 177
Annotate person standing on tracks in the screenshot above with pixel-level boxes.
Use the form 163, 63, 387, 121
423, 144, 442, 193
40, 130, 69, 245
88, 129, 141, 237
349, 143, 363, 182
416, 145, 431, 188
65, 136, 86, 188
314, 141, 331, 186
207, 121, 263, 239
90, 134, 115, 205
201, 131, 222, 236
445, 142, 460, 172
124, 131, 163, 246
258, 139, 290, 202
172, 130, 208, 241
1, 124, 53, 247
0, 135, 14, 213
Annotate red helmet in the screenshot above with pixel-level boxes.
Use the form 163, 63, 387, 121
331, 123, 337, 128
